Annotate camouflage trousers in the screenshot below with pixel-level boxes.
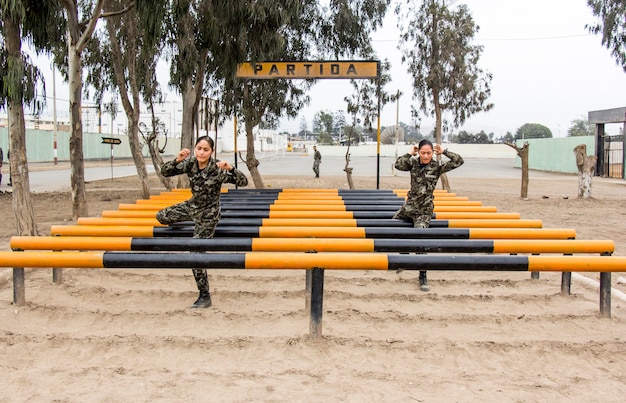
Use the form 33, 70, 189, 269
156, 201, 220, 293
392, 204, 432, 228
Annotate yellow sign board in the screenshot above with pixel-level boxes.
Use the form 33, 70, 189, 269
236, 61, 379, 79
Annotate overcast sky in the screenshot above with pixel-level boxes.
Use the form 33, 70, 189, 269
282, 0, 626, 138
27, 0, 626, 139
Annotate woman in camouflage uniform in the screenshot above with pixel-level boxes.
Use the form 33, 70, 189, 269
393, 139, 464, 292
156, 136, 248, 308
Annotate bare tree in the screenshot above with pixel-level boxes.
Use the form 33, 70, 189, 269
397, 0, 493, 191
505, 141, 530, 199
0, 0, 64, 235
573, 144, 597, 198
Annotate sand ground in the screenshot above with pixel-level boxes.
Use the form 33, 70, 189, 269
0, 158, 625, 402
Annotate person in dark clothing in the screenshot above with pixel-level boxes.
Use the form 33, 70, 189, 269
156, 136, 248, 308
312, 145, 321, 178
393, 139, 464, 291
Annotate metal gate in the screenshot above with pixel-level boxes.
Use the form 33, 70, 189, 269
603, 134, 624, 179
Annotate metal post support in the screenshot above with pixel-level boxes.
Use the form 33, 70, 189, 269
52, 268, 63, 284
53, 249, 63, 284
599, 272, 611, 318
309, 268, 324, 340
531, 253, 540, 279
561, 253, 572, 295
13, 267, 25, 306
561, 272, 572, 295
305, 269, 311, 312
600, 251, 612, 318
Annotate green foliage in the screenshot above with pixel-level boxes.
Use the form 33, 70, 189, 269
587, 0, 626, 72
344, 59, 396, 129
515, 123, 553, 139
396, 0, 493, 134
567, 118, 594, 137
0, 0, 62, 112
450, 129, 493, 144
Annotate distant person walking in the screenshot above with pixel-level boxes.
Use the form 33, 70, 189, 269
393, 139, 464, 292
313, 145, 321, 178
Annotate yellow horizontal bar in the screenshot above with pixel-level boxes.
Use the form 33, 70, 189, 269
0, 251, 104, 268
261, 218, 358, 227
493, 240, 614, 254
77, 217, 163, 226
10, 236, 133, 251
269, 204, 348, 211
102, 210, 157, 218
435, 212, 520, 219
245, 252, 388, 270
447, 219, 542, 228
258, 227, 367, 238
434, 206, 497, 212
50, 225, 155, 237
267, 211, 354, 219
118, 204, 164, 211
528, 255, 626, 272
251, 238, 375, 252
469, 228, 576, 239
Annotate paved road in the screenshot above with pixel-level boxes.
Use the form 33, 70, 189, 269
2, 155, 573, 193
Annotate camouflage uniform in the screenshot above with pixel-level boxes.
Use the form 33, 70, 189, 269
156, 156, 248, 293
313, 148, 321, 177
393, 150, 464, 228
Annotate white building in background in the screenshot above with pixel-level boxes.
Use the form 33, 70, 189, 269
207, 119, 289, 154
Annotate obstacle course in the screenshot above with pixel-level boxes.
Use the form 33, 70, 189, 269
4, 188, 619, 338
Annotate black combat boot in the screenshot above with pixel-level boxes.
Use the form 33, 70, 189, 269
191, 290, 212, 308
419, 270, 429, 292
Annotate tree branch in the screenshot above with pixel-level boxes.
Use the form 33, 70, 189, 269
101, 2, 135, 18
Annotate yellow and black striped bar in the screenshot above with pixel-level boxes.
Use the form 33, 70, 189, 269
0, 251, 623, 272
75, 217, 543, 229
10, 236, 614, 255
49, 225, 576, 239
116, 203, 500, 213
101, 209, 521, 220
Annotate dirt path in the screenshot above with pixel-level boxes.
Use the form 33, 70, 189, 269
1, 169, 625, 401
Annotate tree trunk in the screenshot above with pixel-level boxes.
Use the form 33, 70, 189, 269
68, 45, 89, 219
505, 141, 530, 199
177, 80, 197, 189
344, 147, 355, 189
433, 92, 450, 191
127, 118, 150, 198
146, 134, 173, 191
3, 15, 37, 236
574, 144, 597, 198
245, 119, 264, 189
106, 12, 150, 199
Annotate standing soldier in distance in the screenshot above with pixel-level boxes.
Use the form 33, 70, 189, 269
313, 145, 321, 178
393, 139, 464, 291
156, 136, 248, 308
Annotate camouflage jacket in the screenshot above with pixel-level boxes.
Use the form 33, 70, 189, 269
161, 156, 248, 211
395, 150, 464, 210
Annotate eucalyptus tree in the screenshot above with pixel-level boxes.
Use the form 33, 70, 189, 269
396, 0, 493, 190
209, 0, 390, 188
85, 0, 168, 198
57, 0, 133, 219
587, 0, 626, 72
0, 0, 64, 235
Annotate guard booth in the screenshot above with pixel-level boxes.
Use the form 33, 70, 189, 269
589, 107, 626, 179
